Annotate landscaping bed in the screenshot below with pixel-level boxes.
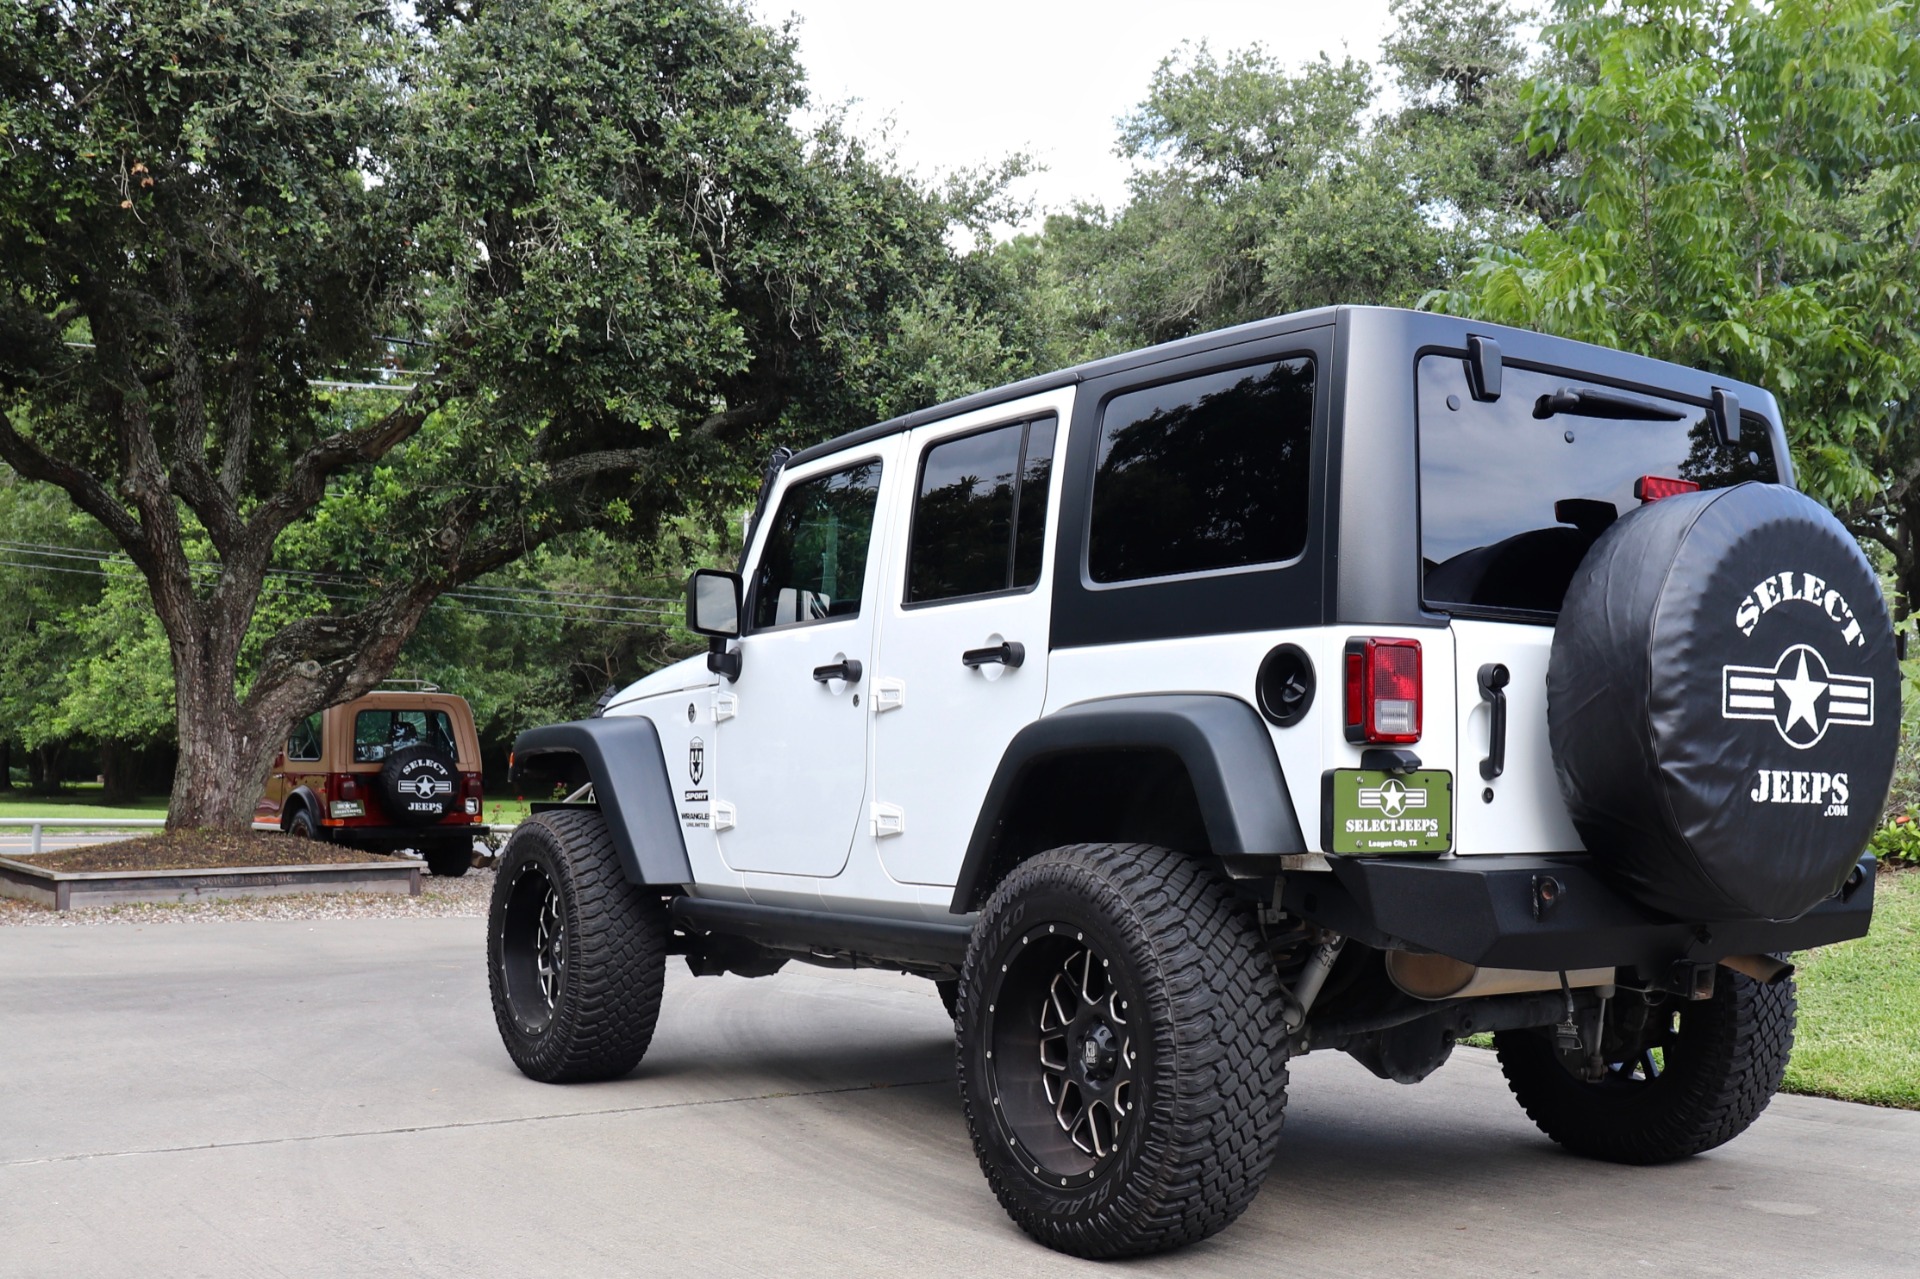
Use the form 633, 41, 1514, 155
16, 830, 389, 873
0, 829, 423, 911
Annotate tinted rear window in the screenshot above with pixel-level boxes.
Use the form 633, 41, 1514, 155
355, 709, 458, 762
1419, 355, 1777, 616
1089, 358, 1314, 583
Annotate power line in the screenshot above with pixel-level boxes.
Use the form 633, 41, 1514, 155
0, 552, 690, 630
0, 538, 686, 610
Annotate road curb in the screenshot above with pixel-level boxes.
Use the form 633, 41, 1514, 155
0, 856, 422, 910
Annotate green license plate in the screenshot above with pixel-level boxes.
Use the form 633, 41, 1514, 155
1324, 769, 1453, 855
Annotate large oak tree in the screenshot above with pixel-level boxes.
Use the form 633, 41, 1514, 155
0, 0, 1000, 828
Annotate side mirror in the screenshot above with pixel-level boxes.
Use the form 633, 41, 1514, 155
687, 569, 744, 681
687, 569, 742, 637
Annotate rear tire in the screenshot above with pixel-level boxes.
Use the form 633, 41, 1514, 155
956, 844, 1288, 1258
1494, 972, 1796, 1163
286, 806, 322, 841
488, 809, 667, 1083
425, 844, 472, 878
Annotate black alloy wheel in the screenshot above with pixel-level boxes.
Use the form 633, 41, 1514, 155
957, 843, 1288, 1259
989, 927, 1137, 1183
1493, 970, 1796, 1164
498, 859, 566, 1036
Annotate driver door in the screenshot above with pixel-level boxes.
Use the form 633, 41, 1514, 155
713, 443, 900, 878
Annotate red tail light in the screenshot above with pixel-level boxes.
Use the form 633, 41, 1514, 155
1635, 475, 1700, 503
463, 772, 484, 818
1344, 638, 1422, 745
337, 775, 361, 800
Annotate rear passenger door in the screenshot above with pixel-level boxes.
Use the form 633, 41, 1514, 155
870, 394, 1069, 888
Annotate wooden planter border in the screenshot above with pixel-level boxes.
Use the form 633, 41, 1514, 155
0, 855, 422, 911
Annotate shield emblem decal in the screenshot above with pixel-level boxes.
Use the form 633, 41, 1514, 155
689, 736, 704, 786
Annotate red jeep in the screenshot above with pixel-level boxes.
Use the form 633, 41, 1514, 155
257, 684, 489, 877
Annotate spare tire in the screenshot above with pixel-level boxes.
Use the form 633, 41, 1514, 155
1548, 483, 1897, 922
377, 743, 460, 827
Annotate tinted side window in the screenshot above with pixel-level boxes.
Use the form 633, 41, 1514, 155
287, 713, 322, 762
354, 709, 457, 763
750, 460, 882, 630
907, 417, 1058, 605
1088, 359, 1314, 583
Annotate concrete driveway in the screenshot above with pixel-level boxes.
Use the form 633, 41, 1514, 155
2, 917, 1916, 1279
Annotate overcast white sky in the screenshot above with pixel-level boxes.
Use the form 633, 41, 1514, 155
751, 0, 1400, 230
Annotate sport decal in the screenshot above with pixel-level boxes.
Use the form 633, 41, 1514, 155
1721, 642, 1874, 749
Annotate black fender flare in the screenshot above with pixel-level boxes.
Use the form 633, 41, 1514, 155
509, 716, 693, 887
949, 693, 1304, 913
283, 786, 322, 829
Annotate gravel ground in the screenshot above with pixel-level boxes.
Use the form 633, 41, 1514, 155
0, 864, 497, 927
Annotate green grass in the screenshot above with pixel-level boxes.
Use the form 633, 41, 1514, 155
1783, 869, 1920, 1108
1, 789, 531, 826
0, 787, 168, 821
484, 794, 533, 826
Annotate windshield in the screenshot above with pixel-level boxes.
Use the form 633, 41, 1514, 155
1418, 354, 1777, 616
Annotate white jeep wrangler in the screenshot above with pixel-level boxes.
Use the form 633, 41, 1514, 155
489, 307, 1894, 1258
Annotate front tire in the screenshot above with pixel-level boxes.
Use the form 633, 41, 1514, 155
957, 844, 1288, 1259
1494, 972, 1796, 1163
488, 809, 668, 1083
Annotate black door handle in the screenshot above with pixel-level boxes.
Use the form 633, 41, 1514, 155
1477, 662, 1510, 781
961, 641, 1025, 669
812, 658, 863, 685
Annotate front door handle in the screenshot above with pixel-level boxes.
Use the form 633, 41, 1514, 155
812, 658, 863, 685
1477, 662, 1510, 781
961, 641, 1025, 669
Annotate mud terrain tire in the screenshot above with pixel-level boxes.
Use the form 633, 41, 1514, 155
1494, 972, 1796, 1163
957, 844, 1288, 1258
488, 809, 666, 1083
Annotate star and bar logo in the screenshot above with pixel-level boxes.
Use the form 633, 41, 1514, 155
396, 774, 454, 798
1356, 777, 1428, 817
1721, 643, 1874, 749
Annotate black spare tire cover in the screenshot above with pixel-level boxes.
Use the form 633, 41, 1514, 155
1548, 483, 1897, 922
377, 743, 460, 827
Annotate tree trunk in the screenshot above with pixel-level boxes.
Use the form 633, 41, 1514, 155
163, 634, 277, 832
155, 586, 431, 833
0, 740, 12, 792
28, 743, 62, 796
100, 741, 139, 805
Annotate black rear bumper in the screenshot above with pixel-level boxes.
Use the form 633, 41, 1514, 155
329, 824, 490, 850
1280, 852, 1876, 971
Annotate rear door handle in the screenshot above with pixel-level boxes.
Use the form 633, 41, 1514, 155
1477, 662, 1510, 781
961, 641, 1025, 669
812, 659, 863, 685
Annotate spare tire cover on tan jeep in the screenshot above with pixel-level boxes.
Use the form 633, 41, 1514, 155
1547, 483, 1897, 922
378, 743, 459, 827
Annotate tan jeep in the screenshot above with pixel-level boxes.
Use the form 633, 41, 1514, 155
257, 683, 489, 877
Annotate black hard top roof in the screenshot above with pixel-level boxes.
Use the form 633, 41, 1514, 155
785, 305, 1343, 468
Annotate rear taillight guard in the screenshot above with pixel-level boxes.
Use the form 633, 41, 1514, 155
1343, 637, 1422, 745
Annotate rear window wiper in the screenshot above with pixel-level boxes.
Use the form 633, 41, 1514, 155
1532, 386, 1686, 422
